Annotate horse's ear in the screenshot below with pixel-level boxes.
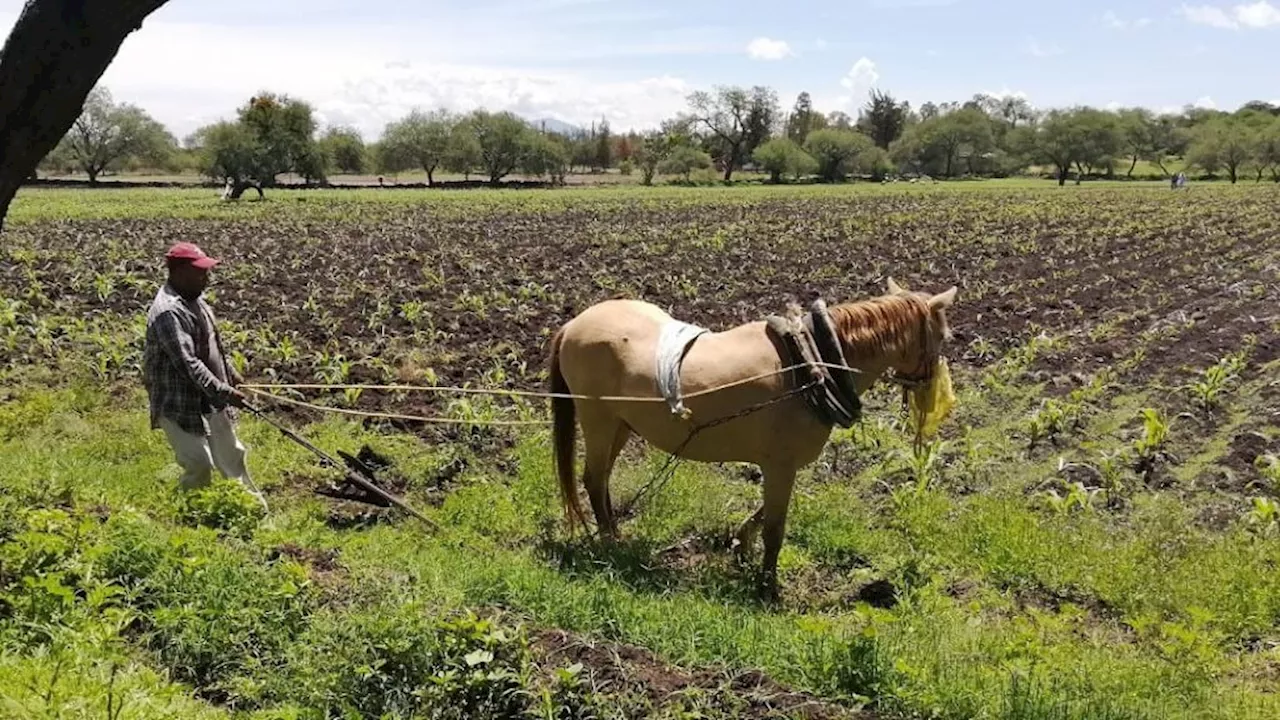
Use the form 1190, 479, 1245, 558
929, 286, 958, 309
886, 277, 906, 295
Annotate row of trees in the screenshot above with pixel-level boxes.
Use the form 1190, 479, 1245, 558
36, 83, 1280, 189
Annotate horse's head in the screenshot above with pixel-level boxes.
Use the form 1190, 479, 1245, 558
883, 276, 957, 386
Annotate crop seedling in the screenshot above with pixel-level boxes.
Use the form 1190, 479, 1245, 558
1189, 348, 1249, 411
1132, 408, 1173, 483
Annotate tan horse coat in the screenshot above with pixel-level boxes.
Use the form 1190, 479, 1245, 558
547, 279, 956, 597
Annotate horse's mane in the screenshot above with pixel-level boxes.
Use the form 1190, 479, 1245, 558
827, 293, 940, 362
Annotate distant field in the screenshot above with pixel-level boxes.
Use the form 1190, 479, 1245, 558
2, 181, 1279, 719
35, 156, 1208, 190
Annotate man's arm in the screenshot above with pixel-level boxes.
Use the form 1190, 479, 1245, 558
205, 302, 243, 387
152, 309, 243, 406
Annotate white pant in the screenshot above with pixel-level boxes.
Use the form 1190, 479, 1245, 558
159, 410, 266, 509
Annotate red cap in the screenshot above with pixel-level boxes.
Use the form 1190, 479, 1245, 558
165, 242, 219, 269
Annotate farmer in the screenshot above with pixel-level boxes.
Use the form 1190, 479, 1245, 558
142, 242, 267, 510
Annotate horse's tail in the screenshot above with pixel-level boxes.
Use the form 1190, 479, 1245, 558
548, 326, 586, 532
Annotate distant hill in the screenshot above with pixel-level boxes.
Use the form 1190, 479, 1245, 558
528, 117, 584, 135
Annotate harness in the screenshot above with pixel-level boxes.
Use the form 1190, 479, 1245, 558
764, 299, 863, 428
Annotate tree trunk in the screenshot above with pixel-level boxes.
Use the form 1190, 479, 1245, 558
1154, 159, 1169, 177
1057, 164, 1067, 186
1229, 165, 1237, 184
425, 166, 434, 187
1127, 155, 1138, 177
0, 0, 171, 233
86, 166, 99, 184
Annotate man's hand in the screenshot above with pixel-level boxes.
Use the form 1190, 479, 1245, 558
228, 387, 249, 408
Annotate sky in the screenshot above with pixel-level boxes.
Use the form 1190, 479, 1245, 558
1, 0, 1278, 142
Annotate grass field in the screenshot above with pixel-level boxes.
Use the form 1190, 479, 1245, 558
2, 180, 1280, 719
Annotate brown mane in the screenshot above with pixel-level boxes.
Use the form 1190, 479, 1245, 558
827, 292, 942, 363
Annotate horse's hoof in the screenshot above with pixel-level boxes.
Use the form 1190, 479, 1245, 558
759, 583, 781, 606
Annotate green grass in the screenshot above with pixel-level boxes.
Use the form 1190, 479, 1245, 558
8, 175, 1227, 225
3, 182, 1280, 719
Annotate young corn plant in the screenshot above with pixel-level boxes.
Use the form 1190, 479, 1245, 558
1041, 481, 1098, 515
1132, 408, 1173, 484
1246, 497, 1279, 536
1188, 344, 1251, 411
1026, 398, 1081, 449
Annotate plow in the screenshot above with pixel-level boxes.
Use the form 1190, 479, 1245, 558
243, 401, 439, 529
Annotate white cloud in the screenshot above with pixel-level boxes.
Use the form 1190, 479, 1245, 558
32, 14, 707, 141
1193, 95, 1218, 109
746, 37, 793, 60
1103, 10, 1153, 29
983, 87, 1030, 101
838, 57, 880, 107
1236, 0, 1280, 25
1025, 37, 1064, 57
1179, 1, 1280, 28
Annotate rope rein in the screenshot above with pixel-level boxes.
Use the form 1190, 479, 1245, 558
242, 360, 918, 402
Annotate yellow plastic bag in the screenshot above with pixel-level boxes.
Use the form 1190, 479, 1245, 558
908, 356, 956, 440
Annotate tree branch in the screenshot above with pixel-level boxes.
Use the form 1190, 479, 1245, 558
0, 0, 170, 231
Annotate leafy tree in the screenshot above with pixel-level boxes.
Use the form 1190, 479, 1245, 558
972, 93, 1033, 136
522, 132, 570, 184
632, 132, 672, 186
1116, 108, 1179, 177
444, 124, 482, 180
319, 125, 367, 175
1068, 108, 1122, 178
891, 108, 994, 178
752, 137, 817, 182
236, 92, 324, 184
378, 109, 455, 185
54, 86, 175, 182
190, 91, 325, 195
743, 86, 780, 159
785, 91, 826, 144
1254, 117, 1280, 182
464, 110, 533, 185
594, 118, 613, 172
826, 111, 854, 130
191, 121, 263, 198
1011, 109, 1081, 186
803, 128, 876, 181
858, 146, 894, 181
1187, 116, 1255, 183
858, 89, 909, 149
658, 145, 711, 182
684, 85, 777, 181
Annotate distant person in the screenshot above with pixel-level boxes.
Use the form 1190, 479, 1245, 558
142, 242, 267, 510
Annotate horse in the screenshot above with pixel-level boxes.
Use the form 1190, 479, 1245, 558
545, 278, 958, 599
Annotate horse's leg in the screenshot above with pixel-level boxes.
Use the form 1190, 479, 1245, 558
597, 423, 631, 536
580, 407, 629, 538
758, 463, 799, 602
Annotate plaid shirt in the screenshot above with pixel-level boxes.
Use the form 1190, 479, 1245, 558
142, 283, 239, 436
